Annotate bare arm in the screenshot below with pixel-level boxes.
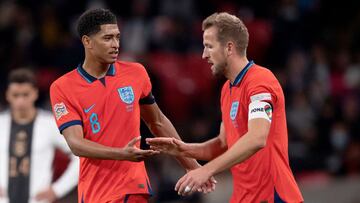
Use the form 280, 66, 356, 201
175, 118, 271, 194
202, 118, 270, 175
183, 123, 227, 161
147, 123, 227, 161
140, 103, 200, 170
62, 125, 158, 161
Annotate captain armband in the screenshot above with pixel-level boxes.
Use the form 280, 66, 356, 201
248, 101, 273, 122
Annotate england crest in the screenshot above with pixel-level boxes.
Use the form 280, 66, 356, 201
118, 86, 135, 104
230, 101, 239, 120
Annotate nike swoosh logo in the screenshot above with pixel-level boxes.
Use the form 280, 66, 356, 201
84, 104, 95, 113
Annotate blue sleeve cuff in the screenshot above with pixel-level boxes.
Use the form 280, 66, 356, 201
140, 92, 156, 105
59, 120, 82, 134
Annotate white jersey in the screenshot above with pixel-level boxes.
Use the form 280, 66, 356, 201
0, 109, 79, 203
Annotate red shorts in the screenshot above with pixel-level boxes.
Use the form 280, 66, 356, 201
107, 194, 149, 203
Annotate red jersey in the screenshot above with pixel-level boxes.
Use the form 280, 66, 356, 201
221, 61, 303, 203
50, 61, 154, 203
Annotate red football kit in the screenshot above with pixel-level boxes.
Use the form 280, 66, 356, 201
221, 61, 304, 203
50, 61, 154, 203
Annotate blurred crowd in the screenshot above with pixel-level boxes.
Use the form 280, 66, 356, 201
0, 0, 359, 202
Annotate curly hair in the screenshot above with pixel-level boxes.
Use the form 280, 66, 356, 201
76, 8, 117, 38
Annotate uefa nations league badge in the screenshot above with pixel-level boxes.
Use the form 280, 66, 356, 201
230, 101, 239, 120
118, 86, 135, 105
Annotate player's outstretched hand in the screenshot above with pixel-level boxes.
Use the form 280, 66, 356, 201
146, 137, 189, 157
197, 176, 217, 194
175, 167, 215, 196
122, 136, 159, 162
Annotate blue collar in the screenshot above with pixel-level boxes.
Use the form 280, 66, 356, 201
77, 63, 116, 83
230, 60, 254, 87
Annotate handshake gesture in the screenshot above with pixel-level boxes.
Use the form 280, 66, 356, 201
146, 137, 217, 196
121, 136, 160, 162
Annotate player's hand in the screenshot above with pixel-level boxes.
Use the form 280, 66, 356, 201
146, 137, 189, 157
175, 167, 214, 196
185, 164, 217, 194
198, 176, 217, 194
191, 176, 217, 195
35, 187, 57, 202
122, 136, 160, 162
147, 137, 217, 194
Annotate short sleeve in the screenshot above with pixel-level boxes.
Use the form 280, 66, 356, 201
49, 82, 82, 133
246, 75, 277, 107
141, 66, 152, 99
138, 64, 155, 105
246, 73, 277, 123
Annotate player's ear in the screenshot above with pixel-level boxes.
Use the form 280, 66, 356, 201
82, 35, 92, 49
32, 86, 39, 102
225, 41, 234, 56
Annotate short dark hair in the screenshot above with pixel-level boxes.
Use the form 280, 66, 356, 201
7, 68, 37, 87
77, 8, 117, 38
202, 12, 249, 56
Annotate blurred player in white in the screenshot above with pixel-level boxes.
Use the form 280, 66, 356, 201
0, 68, 79, 203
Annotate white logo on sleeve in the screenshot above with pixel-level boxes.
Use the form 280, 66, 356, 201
248, 101, 273, 122
250, 93, 272, 102
54, 102, 69, 120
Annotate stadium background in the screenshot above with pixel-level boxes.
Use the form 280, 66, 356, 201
0, 0, 359, 202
